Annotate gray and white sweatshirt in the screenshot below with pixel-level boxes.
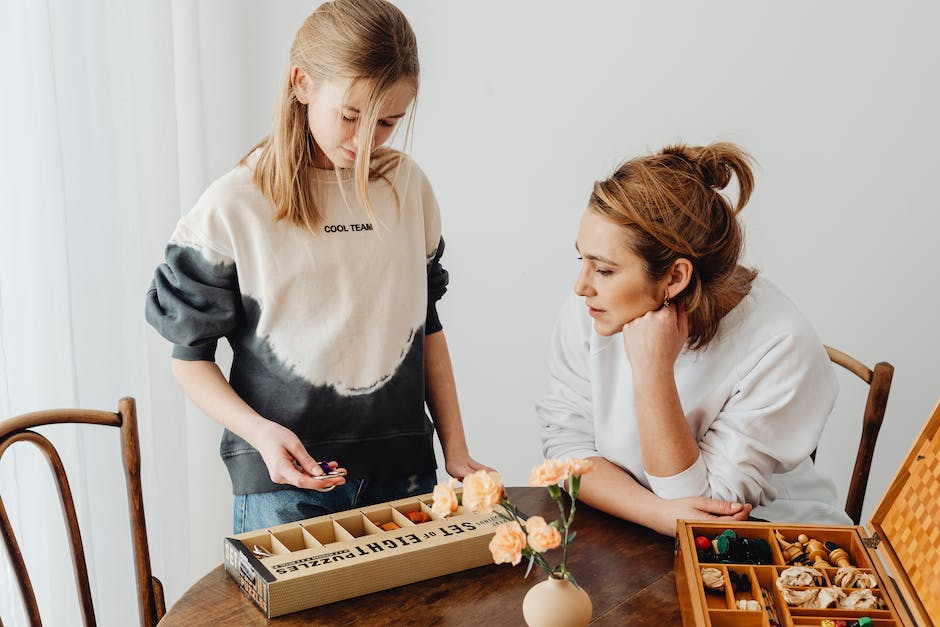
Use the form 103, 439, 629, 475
146, 153, 445, 495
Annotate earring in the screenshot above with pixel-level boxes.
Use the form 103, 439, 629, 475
663, 294, 671, 309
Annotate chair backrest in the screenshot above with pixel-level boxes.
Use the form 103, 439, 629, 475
0, 397, 165, 626
823, 346, 894, 525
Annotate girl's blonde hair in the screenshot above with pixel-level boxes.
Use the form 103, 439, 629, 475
243, 0, 419, 232
589, 142, 758, 349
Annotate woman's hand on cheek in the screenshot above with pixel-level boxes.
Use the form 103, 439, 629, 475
622, 305, 689, 373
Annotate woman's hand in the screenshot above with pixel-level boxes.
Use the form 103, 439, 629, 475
622, 305, 689, 374
444, 451, 495, 482
251, 420, 347, 491
651, 495, 752, 537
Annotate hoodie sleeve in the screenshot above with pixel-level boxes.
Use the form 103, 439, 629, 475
535, 295, 600, 461
145, 223, 242, 361
425, 237, 448, 334
646, 330, 837, 504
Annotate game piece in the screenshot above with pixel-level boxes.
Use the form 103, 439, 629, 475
252, 544, 273, 558
834, 566, 878, 589
841, 590, 883, 610
697, 531, 771, 564
827, 547, 852, 568
405, 510, 430, 523
314, 460, 346, 478
760, 588, 780, 626
727, 569, 750, 592
777, 565, 823, 587
774, 530, 806, 563
816, 586, 845, 608
735, 599, 760, 611
821, 620, 835, 627
805, 539, 829, 568
701, 567, 724, 591
380, 521, 400, 532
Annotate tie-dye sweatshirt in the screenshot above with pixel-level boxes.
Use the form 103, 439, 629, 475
145, 153, 445, 495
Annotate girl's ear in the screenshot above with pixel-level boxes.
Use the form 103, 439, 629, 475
665, 258, 693, 300
291, 66, 311, 105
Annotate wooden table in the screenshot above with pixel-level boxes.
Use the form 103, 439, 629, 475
159, 487, 681, 625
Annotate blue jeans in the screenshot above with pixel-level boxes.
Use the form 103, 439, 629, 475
233, 471, 437, 534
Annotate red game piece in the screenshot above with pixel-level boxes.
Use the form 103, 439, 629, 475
695, 536, 712, 551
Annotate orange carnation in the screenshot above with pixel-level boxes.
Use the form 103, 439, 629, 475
525, 516, 562, 553
566, 458, 595, 477
431, 479, 459, 519
528, 459, 568, 487
462, 470, 503, 513
489, 521, 526, 566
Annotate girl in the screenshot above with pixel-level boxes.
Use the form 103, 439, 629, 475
146, 0, 488, 533
537, 142, 850, 537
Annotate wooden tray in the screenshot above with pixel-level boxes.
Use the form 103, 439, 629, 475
675, 399, 940, 627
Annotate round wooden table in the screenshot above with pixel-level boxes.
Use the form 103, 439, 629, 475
159, 487, 681, 625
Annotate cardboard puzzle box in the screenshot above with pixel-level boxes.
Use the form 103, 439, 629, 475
674, 401, 940, 627
223, 490, 504, 617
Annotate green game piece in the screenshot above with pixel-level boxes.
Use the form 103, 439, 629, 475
716, 534, 730, 554
857, 618, 872, 627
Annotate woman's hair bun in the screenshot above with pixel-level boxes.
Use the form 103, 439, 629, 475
661, 142, 754, 212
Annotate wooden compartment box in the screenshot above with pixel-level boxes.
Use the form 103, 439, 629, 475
675, 401, 940, 627
223, 491, 503, 617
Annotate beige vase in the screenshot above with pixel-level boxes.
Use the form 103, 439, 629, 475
521, 574, 593, 627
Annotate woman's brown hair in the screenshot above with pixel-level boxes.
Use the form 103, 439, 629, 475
589, 142, 758, 349
242, 0, 419, 233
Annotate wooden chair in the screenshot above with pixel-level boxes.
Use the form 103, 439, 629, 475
0, 397, 165, 626
822, 346, 894, 525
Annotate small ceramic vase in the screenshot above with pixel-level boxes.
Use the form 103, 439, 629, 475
522, 574, 592, 627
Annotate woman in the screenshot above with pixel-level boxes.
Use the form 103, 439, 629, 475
536, 142, 849, 536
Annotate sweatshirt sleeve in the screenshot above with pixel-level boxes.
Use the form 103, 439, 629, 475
145, 223, 242, 361
413, 158, 448, 335
535, 295, 599, 461
648, 330, 838, 504
425, 237, 448, 334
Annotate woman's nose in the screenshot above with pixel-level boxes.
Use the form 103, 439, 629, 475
573, 266, 593, 296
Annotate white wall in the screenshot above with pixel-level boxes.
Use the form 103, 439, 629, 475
190, 0, 939, 526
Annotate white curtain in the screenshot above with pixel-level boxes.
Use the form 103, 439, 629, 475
0, 1, 230, 624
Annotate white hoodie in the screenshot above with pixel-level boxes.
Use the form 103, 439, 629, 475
536, 277, 851, 524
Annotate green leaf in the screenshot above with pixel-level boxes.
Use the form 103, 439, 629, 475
524, 553, 536, 578
567, 531, 577, 543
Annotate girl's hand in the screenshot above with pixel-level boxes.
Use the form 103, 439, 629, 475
444, 451, 495, 482
622, 305, 689, 374
652, 496, 752, 537
252, 420, 347, 491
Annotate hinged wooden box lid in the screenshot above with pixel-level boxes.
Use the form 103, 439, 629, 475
866, 399, 940, 626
